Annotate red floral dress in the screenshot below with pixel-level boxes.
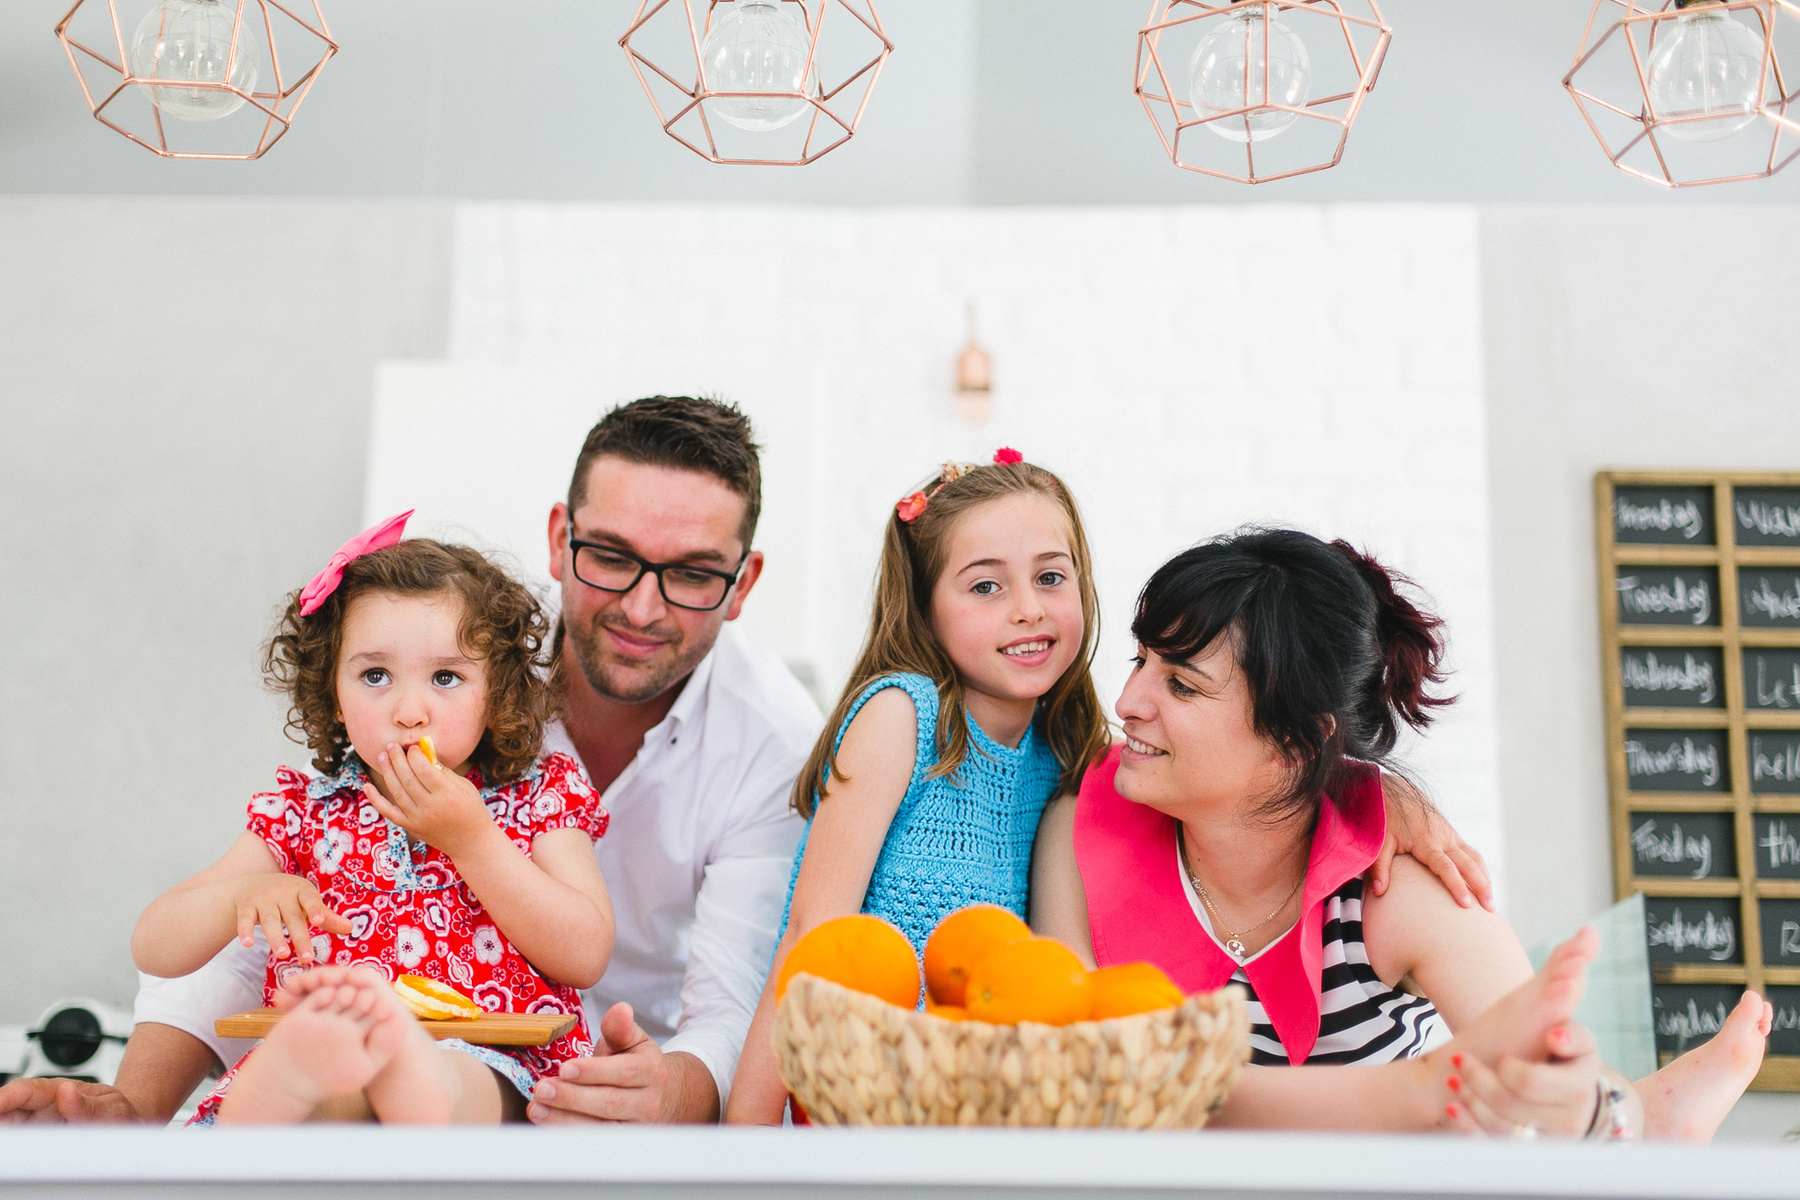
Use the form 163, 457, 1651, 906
189, 751, 608, 1123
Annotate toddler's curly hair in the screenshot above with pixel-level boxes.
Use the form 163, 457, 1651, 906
263, 539, 552, 784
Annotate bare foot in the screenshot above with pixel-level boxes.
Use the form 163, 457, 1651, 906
1638, 990, 1773, 1142
218, 970, 396, 1124
357, 973, 463, 1125
1455, 926, 1599, 1068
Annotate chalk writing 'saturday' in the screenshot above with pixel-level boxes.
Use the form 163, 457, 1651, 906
1618, 497, 1705, 539
1647, 908, 1737, 961
1738, 500, 1800, 541
1617, 575, 1711, 625
1625, 737, 1722, 787
1631, 819, 1713, 878
1621, 651, 1717, 704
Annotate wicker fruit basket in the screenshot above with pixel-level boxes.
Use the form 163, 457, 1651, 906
772, 974, 1249, 1128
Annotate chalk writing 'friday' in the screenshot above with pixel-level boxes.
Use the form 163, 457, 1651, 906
1646, 908, 1737, 961
1617, 576, 1711, 625
1625, 738, 1722, 787
1631, 820, 1713, 878
1621, 652, 1717, 704
1657, 998, 1729, 1041
1738, 500, 1800, 540
1743, 576, 1800, 622
1763, 820, 1800, 870
1617, 497, 1706, 539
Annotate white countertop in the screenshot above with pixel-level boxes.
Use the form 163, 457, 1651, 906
2, 1126, 1797, 1200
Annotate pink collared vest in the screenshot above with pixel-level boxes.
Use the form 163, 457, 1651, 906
1075, 745, 1445, 1066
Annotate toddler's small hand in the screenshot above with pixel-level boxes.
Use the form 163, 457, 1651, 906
365, 742, 491, 858
233, 875, 352, 965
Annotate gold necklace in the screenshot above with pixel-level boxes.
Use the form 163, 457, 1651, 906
1179, 829, 1305, 960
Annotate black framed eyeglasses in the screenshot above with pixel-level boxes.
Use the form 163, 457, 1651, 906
567, 537, 746, 612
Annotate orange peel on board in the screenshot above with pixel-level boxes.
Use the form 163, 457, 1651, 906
393, 974, 480, 1020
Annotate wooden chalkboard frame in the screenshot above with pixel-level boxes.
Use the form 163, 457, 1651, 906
1597, 470, 1800, 1092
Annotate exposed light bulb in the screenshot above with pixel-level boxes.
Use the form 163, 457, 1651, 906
129, 0, 259, 123
1188, 3, 1312, 144
700, 0, 818, 132
1645, 3, 1766, 143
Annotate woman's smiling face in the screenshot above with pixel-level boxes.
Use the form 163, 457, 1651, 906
1112, 638, 1291, 820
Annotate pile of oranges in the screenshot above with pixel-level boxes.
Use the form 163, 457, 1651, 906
777, 905, 1185, 1027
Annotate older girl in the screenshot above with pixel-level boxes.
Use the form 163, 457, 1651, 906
133, 517, 614, 1123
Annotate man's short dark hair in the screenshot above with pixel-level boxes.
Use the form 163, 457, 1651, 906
567, 396, 763, 550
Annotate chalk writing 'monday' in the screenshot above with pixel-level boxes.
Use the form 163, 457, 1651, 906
1631, 820, 1712, 878
1618, 497, 1705, 539
1738, 500, 1800, 541
1647, 908, 1737, 961
1618, 576, 1711, 625
1621, 652, 1717, 704
1743, 576, 1800, 623
1625, 737, 1722, 787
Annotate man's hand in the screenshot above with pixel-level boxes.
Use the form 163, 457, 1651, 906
0, 1077, 145, 1124
527, 1002, 719, 1124
1375, 772, 1494, 910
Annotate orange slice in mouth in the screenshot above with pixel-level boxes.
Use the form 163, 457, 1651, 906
416, 736, 438, 766
392, 974, 480, 1020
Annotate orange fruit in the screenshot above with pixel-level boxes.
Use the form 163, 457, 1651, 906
964, 937, 1093, 1026
415, 736, 438, 765
925, 1000, 968, 1022
923, 904, 1032, 1007
393, 974, 480, 1020
1088, 962, 1185, 1020
776, 914, 920, 1009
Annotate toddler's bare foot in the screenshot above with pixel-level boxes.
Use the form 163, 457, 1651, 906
357, 974, 462, 1125
1639, 990, 1772, 1142
218, 969, 395, 1124
1456, 926, 1598, 1068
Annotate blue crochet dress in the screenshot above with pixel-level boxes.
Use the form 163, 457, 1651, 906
779, 672, 1064, 953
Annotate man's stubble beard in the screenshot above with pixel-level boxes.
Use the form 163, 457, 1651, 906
565, 608, 716, 706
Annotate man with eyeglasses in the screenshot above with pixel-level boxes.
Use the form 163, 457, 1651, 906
7, 396, 820, 1126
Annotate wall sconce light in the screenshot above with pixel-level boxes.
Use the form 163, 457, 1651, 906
956, 305, 992, 425
54, 0, 336, 160
1135, 0, 1391, 184
1565, 0, 1800, 187
620, 0, 892, 165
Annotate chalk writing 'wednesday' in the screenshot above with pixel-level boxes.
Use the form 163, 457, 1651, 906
1618, 497, 1706, 539
1618, 576, 1711, 624
1625, 738, 1722, 786
1631, 819, 1713, 878
1621, 652, 1717, 704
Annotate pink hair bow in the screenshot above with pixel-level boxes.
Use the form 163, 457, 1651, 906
298, 510, 414, 616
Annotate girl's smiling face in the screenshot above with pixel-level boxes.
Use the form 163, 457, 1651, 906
335, 590, 490, 779
929, 492, 1085, 719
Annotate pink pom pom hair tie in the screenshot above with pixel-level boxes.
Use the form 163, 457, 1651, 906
297, 510, 414, 616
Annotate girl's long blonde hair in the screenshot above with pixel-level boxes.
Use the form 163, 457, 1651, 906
793, 459, 1111, 818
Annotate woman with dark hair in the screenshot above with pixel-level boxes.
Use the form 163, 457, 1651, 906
1032, 528, 1772, 1139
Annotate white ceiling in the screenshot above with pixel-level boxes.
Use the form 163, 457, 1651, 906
7, 0, 1800, 203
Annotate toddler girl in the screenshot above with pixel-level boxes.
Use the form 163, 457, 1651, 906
133, 514, 614, 1124
725, 451, 1111, 1123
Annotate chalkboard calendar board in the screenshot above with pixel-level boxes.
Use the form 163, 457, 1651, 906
1598, 471, 1800, 1090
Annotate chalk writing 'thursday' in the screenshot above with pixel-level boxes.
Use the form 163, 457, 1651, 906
1631, 820, 1712, 878
1738, 500, 1800, 540
1763, 820, 1800, 870
1647, 908, 1737, 961
1625, 738, 1722, 786
1621, 652, 1717, 703
1618, 576, 1711, 625
1618, 497, 1705, 539
1743, 576, 1800, 622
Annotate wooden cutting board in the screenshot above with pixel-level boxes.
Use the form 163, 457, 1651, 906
215, 1009, 575, 1046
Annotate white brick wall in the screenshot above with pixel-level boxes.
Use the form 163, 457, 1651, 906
368, 202, 1502, 886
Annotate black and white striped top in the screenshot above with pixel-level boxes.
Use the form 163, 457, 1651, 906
1181, 865, 1449, 1066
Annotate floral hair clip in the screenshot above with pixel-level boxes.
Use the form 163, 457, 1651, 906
894, 449, 1027, 524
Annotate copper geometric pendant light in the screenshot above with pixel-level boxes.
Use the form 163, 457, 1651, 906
55, 0, 336, 160
1565, 0, 1800, 187
1135, 0, 1392, 184
620, 0, 892, 166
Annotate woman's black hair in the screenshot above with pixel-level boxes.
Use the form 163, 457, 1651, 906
1131, 527, 1453, 821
